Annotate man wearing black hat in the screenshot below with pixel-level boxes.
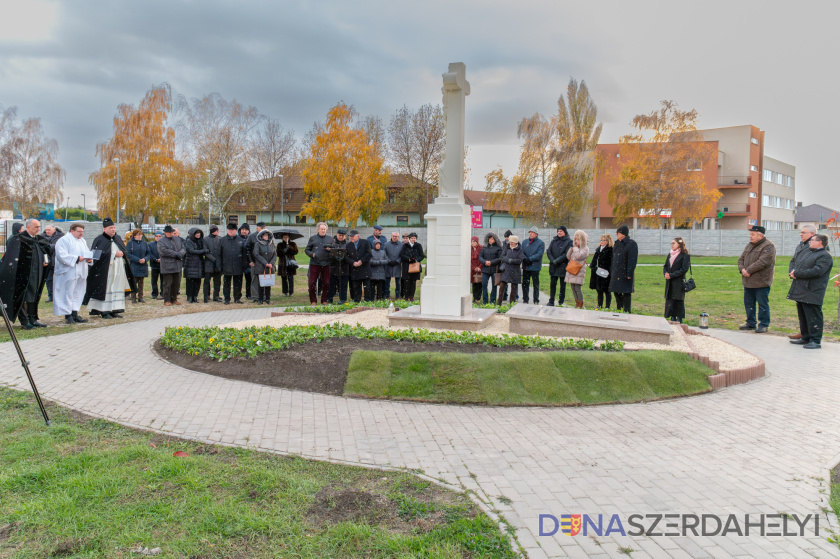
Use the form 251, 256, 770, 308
220, 223, 246, 304
609, 225, 638, 313
546, 226, 573, 306
83, 218, 136, 318
737, 225, 776, 333
155, 224, 186, 306
203, 225, 223, 302
0, 218, 52, 329
328, 229, 350, 304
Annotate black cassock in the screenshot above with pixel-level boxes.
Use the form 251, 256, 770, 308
82, 233, 136, 311
0, 231, 51, 323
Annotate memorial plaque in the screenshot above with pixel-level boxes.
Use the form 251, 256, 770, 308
507, 304, 672, 345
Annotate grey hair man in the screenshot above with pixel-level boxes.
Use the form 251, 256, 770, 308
0, 218, 51, 329
787, 224, 818, 339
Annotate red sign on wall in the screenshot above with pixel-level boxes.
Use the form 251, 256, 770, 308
471, 206, 483, 227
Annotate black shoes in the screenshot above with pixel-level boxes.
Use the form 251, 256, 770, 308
224, 300, 231, 305
100, 313, 114, 319
755, 326, 768, 333
803, 342, 821, 349
738, 324, 755, 331
790, 338, 808, 345
234, 300, 244, 304
28, 316, 47, 328
65, 315, 74, 324
72, 311, 88, 323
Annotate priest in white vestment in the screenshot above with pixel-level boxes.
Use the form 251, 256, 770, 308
83, 218, 135, 319
53, 223, 93, 324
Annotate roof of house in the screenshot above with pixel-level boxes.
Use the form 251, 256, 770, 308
794, 203, 839, 223
463, 190, 516, 212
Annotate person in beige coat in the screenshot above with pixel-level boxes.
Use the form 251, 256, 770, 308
564, 230, 589, 308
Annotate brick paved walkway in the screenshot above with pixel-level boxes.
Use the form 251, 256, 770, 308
0, 309, 838, 558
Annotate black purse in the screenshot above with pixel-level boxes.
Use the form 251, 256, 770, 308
684, 262, 696, 293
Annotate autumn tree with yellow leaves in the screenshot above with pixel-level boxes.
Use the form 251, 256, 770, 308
486, 78, 601, 227
608, 100, 719, 227
90, 84, 196, 224
301, 102, 389, 227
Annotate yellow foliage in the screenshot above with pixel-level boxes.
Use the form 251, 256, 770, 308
301, 103, 389, 226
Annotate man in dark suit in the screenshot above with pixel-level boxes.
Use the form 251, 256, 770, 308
345, 229, 372, 303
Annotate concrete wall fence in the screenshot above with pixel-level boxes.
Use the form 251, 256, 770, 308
1, 220, 832, 258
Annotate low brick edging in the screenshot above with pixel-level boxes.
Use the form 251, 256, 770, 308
676, 323, 766, 389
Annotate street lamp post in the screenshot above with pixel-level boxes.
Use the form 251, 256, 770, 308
65, 196, 70, 221
205, 169, 213, 225
81, 194, 86, 222
113, 157, 121, 223
279, 174, 284, 225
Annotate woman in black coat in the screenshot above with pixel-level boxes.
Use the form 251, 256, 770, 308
184, 227, 209, 303
276, 234, 299, 297
588, 234, 613, 310
498, 235, 524, 305
663, 237, 691, 323
399, 233, 425, 301
479, 232, 502, 304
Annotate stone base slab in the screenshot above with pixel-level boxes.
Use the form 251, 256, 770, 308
507, 303, 673, 345
387, 305, 496, 331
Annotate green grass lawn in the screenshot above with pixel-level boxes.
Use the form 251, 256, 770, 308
538, 256, 840, 341
0, 388, 517, 559
345, 350, 713, 406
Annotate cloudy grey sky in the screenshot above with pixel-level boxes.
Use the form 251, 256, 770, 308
1, 0, 838, 210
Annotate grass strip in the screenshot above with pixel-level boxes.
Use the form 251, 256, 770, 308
0, 388, 517, 558
345, 350, 712, 406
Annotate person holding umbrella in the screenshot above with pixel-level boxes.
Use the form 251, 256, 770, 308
275, 228, 302, 297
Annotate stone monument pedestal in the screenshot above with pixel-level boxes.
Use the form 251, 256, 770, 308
388, 304, 496, 331
507, 304, 673, 345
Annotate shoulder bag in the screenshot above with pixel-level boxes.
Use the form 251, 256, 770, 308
683, 262, 696, 292
408, 262, 421, 274
566, 259, 583, 276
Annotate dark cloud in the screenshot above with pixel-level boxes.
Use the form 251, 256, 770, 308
1, 0, 837, 208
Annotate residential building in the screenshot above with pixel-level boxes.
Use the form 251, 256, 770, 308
794, 202, 838, 230
586, 125, 796, 231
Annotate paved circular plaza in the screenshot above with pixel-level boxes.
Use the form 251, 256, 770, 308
1, 308, 837, 558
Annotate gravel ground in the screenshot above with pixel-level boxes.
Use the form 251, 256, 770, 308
687, 333, 760, 369
220, 308, 752, 359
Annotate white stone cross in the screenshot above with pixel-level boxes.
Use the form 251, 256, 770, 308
438, 62, 470, 202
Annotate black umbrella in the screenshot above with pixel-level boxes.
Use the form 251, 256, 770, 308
273, 228, 304, 241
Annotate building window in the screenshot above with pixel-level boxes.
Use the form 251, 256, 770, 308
295, 214, 307, 224
749, 192, 757, 198
389, 192, 397, 204
750, 165, 759, 172
763, 169, 773, 181
775, 197, 782, 208
776, 174, 784, 185
246, 214, 257, 223
284, 192, 292, 202
686, 159, 702, 171
786, 176, 794, 187
751, 137, 760, 145
396, 215, 409, 223
762, 195, 771, 207
239, 196, 246, 204
228, 214, 239, 226
749, 219, 757, 226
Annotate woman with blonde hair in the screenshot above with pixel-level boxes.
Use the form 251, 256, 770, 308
564, 230, 589, 308
588, 234, 613, 309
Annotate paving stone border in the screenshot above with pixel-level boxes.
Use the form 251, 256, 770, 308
677, 323, 766, 389
270, 307, 376, 317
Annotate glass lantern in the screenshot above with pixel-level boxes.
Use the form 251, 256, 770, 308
699, 311, 709, 329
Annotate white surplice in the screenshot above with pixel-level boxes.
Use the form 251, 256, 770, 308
87, 240, 127, 313
53, 234, 91, 316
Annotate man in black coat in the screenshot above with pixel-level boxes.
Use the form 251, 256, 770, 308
203, 225, 223, 302
238, 223, 252, 299
42, 224, 61, 302
609, 225, 638, 313
148, 231, 162, 299
220, 223, 246, 304
546, 226, 573, 306
787, 234, 833, 349
84, 218, 136, 318
328, 229, 350, 304
0, 218, 52, 329
346, 229, 372, 303
786, 225, 817, 340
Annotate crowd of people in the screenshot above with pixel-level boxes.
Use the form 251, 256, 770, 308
0, 219, 833, 347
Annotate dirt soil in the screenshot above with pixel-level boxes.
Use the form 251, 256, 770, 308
154, 337, 570, 396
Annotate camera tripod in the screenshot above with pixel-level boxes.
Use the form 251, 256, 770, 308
1, 300, 51, 426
